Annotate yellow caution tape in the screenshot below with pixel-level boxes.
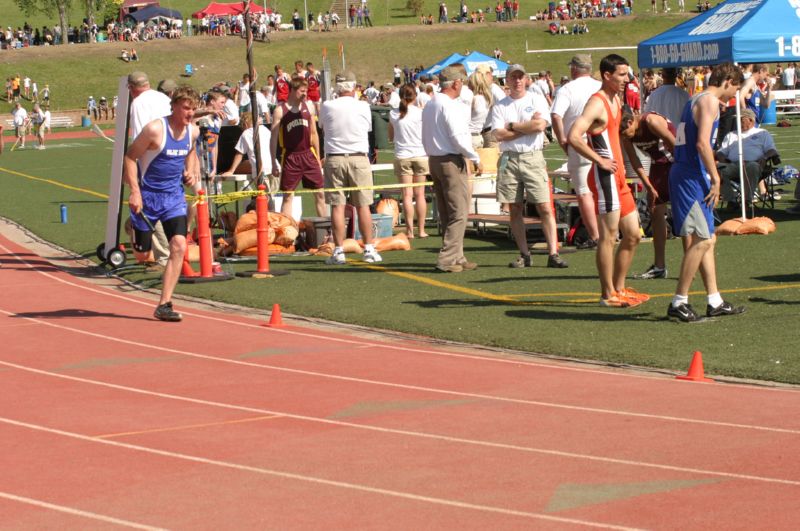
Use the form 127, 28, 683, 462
187, 174, 497, 206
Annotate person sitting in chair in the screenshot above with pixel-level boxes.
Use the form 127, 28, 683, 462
715, 108, 780, 206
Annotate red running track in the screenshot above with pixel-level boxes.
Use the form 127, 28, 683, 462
1, 227, 800, 530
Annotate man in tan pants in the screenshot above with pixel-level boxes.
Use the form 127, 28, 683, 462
421, 65, 483, 273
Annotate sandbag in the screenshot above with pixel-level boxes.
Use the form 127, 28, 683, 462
274, 225, 299, 247
235, 210, 257, 234
234, 227, 275, 253
376, 198, 400, 227
737, 216, 776, 235
342, 238, 362, 253
716, 218, 743, 236
240, 244, 295, 255
371, 233, 411, 252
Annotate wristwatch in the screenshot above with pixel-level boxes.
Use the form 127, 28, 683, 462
506, 122, 514, 132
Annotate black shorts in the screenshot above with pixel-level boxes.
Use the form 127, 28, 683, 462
133, 215, 187, 253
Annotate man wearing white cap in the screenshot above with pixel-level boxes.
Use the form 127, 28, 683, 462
550, 54, 602, 250
492, 64, 567, 269
422, 65, 483, 273
319, 70, 382, 265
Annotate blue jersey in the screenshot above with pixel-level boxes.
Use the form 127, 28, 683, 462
672, 92, 718, 180
669, 92, 719, 238
139, 118, 191, 194
745, 87, 763, 124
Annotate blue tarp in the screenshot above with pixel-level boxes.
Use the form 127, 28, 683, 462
638, 0, 800, 68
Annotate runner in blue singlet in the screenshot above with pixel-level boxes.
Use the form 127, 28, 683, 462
666, 63, 746, 323
123, 86, 201, 322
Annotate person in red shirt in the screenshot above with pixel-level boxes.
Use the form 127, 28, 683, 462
306, 62, 321, 107
624, 72, 640, 113
274, 64, 290, 103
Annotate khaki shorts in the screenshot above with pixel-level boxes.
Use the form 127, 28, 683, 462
394, 156, 429, 178
324, 154, 374, 207
496, 150, 550, 205
567, 146, 593, 195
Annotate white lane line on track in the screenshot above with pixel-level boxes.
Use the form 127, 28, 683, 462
0, 417, 641, 530
2, 358, 800, 488
0, 491, 166, 530
1, 306, 799, 435
3, 241, 800, 394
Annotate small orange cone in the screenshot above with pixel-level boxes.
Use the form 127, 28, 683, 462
676, 351, 713, 382
266, 303, 285, 328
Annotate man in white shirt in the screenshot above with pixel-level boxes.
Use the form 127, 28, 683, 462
364, 81, 380, 104
11, 102, 28, 149
221, 113, 271, 186
550, 54, 602, 249
319, 71, 382, 265
782, 62, 796, 90
716, 108, 779, 204
643, 68, 689, 127
422, 65, 483, 273
492, 64, 567, 269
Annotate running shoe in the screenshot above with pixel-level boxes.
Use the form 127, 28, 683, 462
363, 249, 383, 263
667, 303, 700, 322
547, 253, 569, 268
706, 301, 746, 317
600, 294, 641, 308
576, 239, 598, 250
634, 264, 667, 279
509, 254, 532, 268
154, 302, 182, 322
618, 287, 651, 303
325, 252, 346, 265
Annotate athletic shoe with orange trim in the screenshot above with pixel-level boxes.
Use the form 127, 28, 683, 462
599, 293, 642, 308
618, 287, 651, 303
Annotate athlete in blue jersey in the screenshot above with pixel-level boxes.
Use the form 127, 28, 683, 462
124, 85, 201, 322
740, 64, 771, 126
667, 63, 746, 323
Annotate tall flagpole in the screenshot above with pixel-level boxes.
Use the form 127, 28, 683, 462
244, 0, 263, 186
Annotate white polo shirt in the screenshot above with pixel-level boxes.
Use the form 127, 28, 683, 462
491, 91, 551, 152
421, 92, 480, 163
235, 125, 272, 178
319, 95, 371, 154
550, 75, 602, 136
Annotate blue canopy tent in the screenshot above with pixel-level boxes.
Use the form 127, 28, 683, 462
124, 5, 183, 23
461, 51, 510, 77
638, 0, 800, 68
420, 53, 465, 77
637, 0, 798, 219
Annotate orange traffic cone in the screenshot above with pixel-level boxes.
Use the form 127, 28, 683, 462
266, 303, 285, 328
676, 351, 713, 382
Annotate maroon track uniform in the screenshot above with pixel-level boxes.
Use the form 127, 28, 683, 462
630, 111, 675, 204
278, 102, 324, 191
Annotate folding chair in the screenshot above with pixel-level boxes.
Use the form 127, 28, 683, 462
183, 64, 194, 77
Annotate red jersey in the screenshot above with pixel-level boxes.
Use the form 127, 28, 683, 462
275, 75, 290, 103
306, 72, 320, 102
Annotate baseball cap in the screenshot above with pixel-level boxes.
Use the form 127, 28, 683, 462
382, 83, 394, 90
157, 79, 177, 94
127, 71, 149, 87
438, 65, 467, 83
506, 64, 527, 77
568, 54, 592, 68
335, 70, 357, 83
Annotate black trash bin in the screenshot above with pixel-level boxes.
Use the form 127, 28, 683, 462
370, 106, 391, 159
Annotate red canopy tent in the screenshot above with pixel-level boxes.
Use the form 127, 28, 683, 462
191, 2, 269, 18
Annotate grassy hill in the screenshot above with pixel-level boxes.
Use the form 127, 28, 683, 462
0, 12, 695, 111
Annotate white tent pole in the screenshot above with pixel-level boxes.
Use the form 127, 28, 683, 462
735, 89, 746, 220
